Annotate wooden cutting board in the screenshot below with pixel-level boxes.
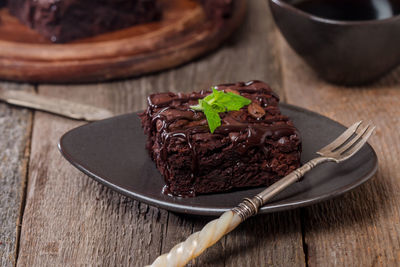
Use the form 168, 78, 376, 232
0, 0, 246, 83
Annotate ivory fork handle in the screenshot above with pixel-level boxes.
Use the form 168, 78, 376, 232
146, 158, 326, 267
146, 210, 241, 267
146, 119, 375, 267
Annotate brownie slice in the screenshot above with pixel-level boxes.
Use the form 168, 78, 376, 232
140, 81, 301, 197
8, 0, 160, 43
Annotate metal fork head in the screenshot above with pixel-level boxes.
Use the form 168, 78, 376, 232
317, 121, 375, 163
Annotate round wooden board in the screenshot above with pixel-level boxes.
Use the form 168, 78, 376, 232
0, 0, 246, 83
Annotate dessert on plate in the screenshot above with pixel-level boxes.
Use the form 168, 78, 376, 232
140, 80, 302, 197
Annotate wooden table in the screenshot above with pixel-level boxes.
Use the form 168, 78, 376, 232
1, 1, 399, 266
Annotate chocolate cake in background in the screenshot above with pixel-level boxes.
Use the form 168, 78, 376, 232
200, 0, 234, 19
3, 0, 235, 43
8, 0, 161, 42
140, 81, 302, 197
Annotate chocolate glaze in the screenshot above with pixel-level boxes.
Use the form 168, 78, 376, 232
139, 80, 301, 196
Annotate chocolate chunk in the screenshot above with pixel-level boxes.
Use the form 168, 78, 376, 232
248, 102, 266, 119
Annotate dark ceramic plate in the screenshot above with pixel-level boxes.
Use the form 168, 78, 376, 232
59, 104, 378, 216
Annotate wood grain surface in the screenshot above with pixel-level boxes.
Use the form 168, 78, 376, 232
0, 0, 246, 83
279, 36, 400, 266
1, 0, 399, 266
0, 82, 33, 267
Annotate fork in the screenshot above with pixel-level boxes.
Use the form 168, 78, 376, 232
146, 121, 375, 267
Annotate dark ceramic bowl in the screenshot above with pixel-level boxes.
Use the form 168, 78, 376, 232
269, 0, 400, 85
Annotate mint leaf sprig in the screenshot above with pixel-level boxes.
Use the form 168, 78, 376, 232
190, 87, 251, 133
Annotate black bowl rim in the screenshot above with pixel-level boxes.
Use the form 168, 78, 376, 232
270, 0, 400, 25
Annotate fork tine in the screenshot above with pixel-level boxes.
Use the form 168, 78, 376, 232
339, 126, 375, 161
317, 121, 362, 155
334, 123, 370, 155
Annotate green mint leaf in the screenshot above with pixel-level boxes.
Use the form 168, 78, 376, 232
220, 92, 252, 111
190, 102, 203, 111
210, 102, 225, 113
202, 100, 221, 133
190, 87, 252, 133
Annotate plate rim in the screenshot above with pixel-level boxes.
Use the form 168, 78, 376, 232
58, 103, 378, 216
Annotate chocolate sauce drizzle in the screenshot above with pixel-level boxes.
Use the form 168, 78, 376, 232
144, 81, 298, 196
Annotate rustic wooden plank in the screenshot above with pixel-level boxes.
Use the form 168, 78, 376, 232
223, 211, 306, 267
0, 82, 33, 267
17, 1, 306, 266
279, 35, 400, 266
16, 95, 168, 266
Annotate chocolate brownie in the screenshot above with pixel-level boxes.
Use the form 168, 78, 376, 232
139, 81, 302, 197
8, 0, 161, 43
